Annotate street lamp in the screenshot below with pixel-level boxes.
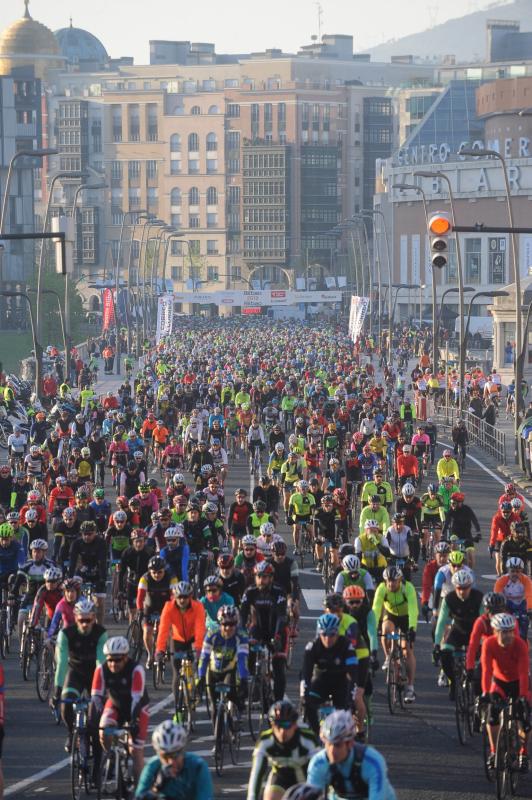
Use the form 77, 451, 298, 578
439, 286, 475, 340
352, 214, 374, 336
365, 207, 393, 366
460, 146, 521, 456
0, 291, 41, 396
392, 283, 419, 324
124, 211, 148, 355
0, 148, 58, 234
415, 169, 467, 412
464, 290, 509, 355
28, 288, 67, 364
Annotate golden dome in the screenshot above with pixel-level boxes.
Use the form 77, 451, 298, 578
0, 1, 60, 58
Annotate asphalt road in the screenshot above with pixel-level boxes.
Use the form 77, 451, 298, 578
4, 435, 531, 799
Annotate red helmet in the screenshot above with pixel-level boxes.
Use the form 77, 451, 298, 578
333, 488, 346, 501
451, 492, 465, 503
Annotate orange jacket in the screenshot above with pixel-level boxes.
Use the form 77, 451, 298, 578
156, 598, 206, 654
494, 573, 532, 610
141, 419, 157, 439
396, 453, 419, 478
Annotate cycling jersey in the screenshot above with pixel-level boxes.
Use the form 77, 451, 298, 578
247, 727, 319, 800
198, 627, 249, 678
307, 743, 396, 800
288, 492, 315, 518
136, 753, 214, 800
137, 571, 178, 616
372, 580, 418, 628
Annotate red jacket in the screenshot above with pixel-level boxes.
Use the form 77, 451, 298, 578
489, 511, 519, 546
421, 559, 439, 605
396, 453, 419, 478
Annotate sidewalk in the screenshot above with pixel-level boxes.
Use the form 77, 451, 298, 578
83, 355, 138, 399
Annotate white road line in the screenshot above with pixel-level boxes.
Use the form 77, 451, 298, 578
301, 588, 327, 610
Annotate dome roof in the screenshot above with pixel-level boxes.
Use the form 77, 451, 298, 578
0, 1, 60, 58
54, 21, 109, 68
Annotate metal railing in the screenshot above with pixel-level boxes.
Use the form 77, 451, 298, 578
432, 403, 508, 466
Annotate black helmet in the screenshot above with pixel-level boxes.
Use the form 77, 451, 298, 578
148, 556, 165, 572
324, 592, 344, 611
80, 520, 97, 534
268, 699, 298, 726
484, 592, 506, 613
127, 460, 136, 470
392, 512, 405, 523
383, 565, 403, 581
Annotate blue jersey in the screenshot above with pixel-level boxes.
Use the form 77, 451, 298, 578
307, 744, 396, 800
200, 591, 235, 631
159, 542, 190, 582
0, 540, 24, 577
135, 753, 213, 800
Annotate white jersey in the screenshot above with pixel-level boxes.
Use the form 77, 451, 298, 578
209, 446, 228, 466
7, 433, 27, 453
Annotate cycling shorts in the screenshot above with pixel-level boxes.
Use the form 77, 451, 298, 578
266, 768, 302, 794
383, 612, 409, 635
100, 701, 149, 748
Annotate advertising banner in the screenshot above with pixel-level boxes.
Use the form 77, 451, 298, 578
156, 294, 174, 343
171, 290, 342, 307
348, 295, 369, 342
102, 288, 115, 331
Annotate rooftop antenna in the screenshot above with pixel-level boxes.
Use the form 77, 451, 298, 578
427, 4, 438, 27
315, 1, 323, 40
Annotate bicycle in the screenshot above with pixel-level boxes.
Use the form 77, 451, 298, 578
298, 520, 313, 569
453, 648, 475, 745
213, 682, 241, 776
249, 445, 262, 479
494, 698, 520, 800
97, 725, 135, 800
173, 651, 196, 734
385, 632, 408, 715
248, 642, 273, 741
70, 696, 94, 800
422, 521, 441, 563
109, 562, 127, 623
126, 612, 143, 663
151, 616, 169, 691
20, 618, 42, 681
286, 605, 299, 670
36, 637, 55, 703
0, 584, 14, 658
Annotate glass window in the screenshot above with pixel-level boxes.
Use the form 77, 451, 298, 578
206, 132, 217, 151
489, 237, 506, 284
207, 240, 218, 254
465, 238, 481, 283
206, 187, 218, 205
207, 212, 218, 228
189, 214, 200, 228
170, 188, 181, 205
171, 239, 183, 256
188, 132, 199, 151
207, 266, 219, 281
170, 134, 181, 152
227, 103, 240, 117
188, 159, 199, 173
191, 106, 201, 115
188, 187, 200, 205
171, 265, 183, 281
146, 160, 158, 179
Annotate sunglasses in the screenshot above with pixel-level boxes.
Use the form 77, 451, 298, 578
77, 618, 93, 624
160, 750, 183, 762
205, 587, 220, 593
150, 569, 164, 575
107, 656, 126, 664
272, 720, 295, 729
347, 599, 363, 606
221, 622, 236, 628
177, 594, 190, 600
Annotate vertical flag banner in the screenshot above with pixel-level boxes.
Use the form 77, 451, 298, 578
349, 295, 369, 342
102, 288, 115, 331
156, 294, 174, 343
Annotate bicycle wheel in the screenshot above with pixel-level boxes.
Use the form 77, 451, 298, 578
0, 613, 6, 660
36, 645, 53, 702
175, 680, 193, 735
228, 705, 241, 765
126, 619, 142, 663
248, 674, 264, 741
495, 718, 511, 800
0, 424, 8, 449
483, 719, 495, 783
70, 732, 84, 800
96, 751, 115, 800
455, 678, 468, 745
22, 633, 34, 681
286, 630, 296, 669
465, 679, 476, 738
214, 703, 226, 776
110, 571, 121, 623
397, 652, 407, 710
386, 655, 398, 715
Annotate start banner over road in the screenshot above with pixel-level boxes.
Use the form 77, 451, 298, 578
171, 289, 343, 306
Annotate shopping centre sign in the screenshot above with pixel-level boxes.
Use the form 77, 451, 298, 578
394, 137, 531, 167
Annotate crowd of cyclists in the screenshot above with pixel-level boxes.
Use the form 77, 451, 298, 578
0, 316, 530, 800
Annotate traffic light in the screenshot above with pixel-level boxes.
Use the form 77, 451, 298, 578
428, 212, 452, 270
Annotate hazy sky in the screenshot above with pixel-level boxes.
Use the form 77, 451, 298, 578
2, 0, 498, 63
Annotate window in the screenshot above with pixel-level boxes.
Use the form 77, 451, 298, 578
251, 104, 260, 122
189, 214, 200, 228
190, 240, 200, 255
208, 105, 220, 114
312, 103, 320, 130
206, 186, 218, 205
278, 102, 286, 132
227, 103, 240, 117
207, 158, 218, 173
170, 134, 181, 152
171, 213, 181, 227
191, 105, 201, 115
227, 186, 240, 205
131, 240, 140, 259
264, 103, 273, 133
445, 239, 457, 282
171, 188, 181, 205
207, 240, 218, 255
111, 207, 123, 225
207, 212, 218, 228
111, 161, 122, 180
188, 159, 199, 174
302, 103, 309, 130
171, 240, 183, 255
128, 161, 140, 179
226, 131, 240, 150
207, 265, 219, 281
147, 187, 158, 204
171, 265, 183, 281
206, 132, 217, 151
323, 104, 330, 131
465, 238, 481, 283
170, 159, 181, 175
188, 187, 200, 205
146, 160, 158, 179
188, 133, 199, 152
231, 264, 242, 280
489, 237, 506, 284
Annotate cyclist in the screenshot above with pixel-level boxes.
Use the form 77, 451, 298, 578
68, 520, 107, 624
247, 700, 319, 800
465, 591, 508, 728
183, 502, 216, 587
395, 445, 418, 490
436, 449, 460, 484
354, 520, 389, 585
137, 556, 178, 667
481, 612, 531, 773
241, 561, 288, 702
135, 720, 213, 799
200, 575, 235, 632
358, 495, 390, 536
281, 453, 304, 522
420, 484, 445, 559
441, 492, 481, 568
159, 525, 190, 582
91, 635, 149, 782
105, 509, 133, 561
383, 513, 416, 581
11, 538, 53, 642
197, 605, 249, 726
500, 522, 532, 572
451, 418, 468, 467
306, 709, 396, 799
247, 417, 266, 473
227, 488, 253, 555
270, 538, 301, 628
47, 576, 83, 642
437, 475, 460, 515
29, 565, 63, 631
333, 554, 374, 600
342, 584, 379, 741
53, 597, 107, 753
494, 556, 532, 640
0, 522, 24, 593
247, 500, 272, 539
288, 480, 316, 556
301, 614, 358, 736
433, 568, 483, 700
216, 551, 246, 604
360, 470, 393, 511
420, 541, 450, 623
372, 565, 418, 704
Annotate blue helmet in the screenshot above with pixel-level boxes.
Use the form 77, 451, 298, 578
316, 613, 340, 636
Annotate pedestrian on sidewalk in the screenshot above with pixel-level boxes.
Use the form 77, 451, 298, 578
102, 345, 115, 375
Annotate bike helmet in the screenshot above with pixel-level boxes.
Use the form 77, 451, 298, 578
80, 520, 97, 534
186, 501, 200, 512
0, 523, 13, 539
316, 613, 340, 636
491, 613, 516, 631
451, 568, 473, 588
103, 636, 129, 657
148, 556, 165, 572
443, 449, 452, 457
275, 442, 285, 452
202, 502, 218, 514
504, 482, 516, 494
341, 555, 360, 572
217, 605, 239, 625
254, 561, 274, 576
200, 464, 213, 476
63, 577, 82, 591
506, 556, 525, 570
203, 575, 222, 590
449, 550, 465, 566
435, 541, 450, 554
320, 709, 355, 743
25, 508, 39, 522
324, 592, 344, 611
74, 597, 96, 616
364, 519, 379, 530
6, 512, 19, 523
510, 498, 522, 510
253, 500, 266, 512
130, 528, 146, 540
217, 552, 234, 568
450, 492, 465, 503
114, 510, 127, 523
76, 487, 90, 500
272, 539, 287, 556
44, 566, 62, 582
401, 483, 415, 497
30, 538, 48, 550
242, 534, 257, 548
298, 480, 309, 492
500, 501, 512, 513
173, 580, 193, 597
152, 720, 187, 754
81, 447, 90, 458
383, 565, 403, 581
343, 584, 365, 601
268, 699, 299, 725
29, 445, 40, 456
93, 488, 105, 499
369, 495, 381, 504
260, 522, 275, 537
138, 482, 150, 493
27, 490, 41, 503
427, 483, 437, 493
281, 785, 324, 800
392, 512, 405, 523
484, 592, 506, 614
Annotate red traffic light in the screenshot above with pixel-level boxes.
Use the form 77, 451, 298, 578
428, 213, 452, 236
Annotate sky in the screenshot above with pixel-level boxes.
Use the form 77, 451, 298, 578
1, 0, 502, 63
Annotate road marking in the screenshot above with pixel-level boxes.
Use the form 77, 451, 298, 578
302, 588, 327, 610
482, 574, 500, 580
5, 692, 176, 796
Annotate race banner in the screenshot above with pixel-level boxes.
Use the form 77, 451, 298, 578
348, 295, 369, 342
156, 294, 174, 343
170, 289, 343, 307
102, 288, 115, 331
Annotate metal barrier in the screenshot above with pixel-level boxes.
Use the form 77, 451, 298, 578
432, 404, 508, 466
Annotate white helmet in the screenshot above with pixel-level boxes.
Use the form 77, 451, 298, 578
402, 483, 415, 497
491, 612, 516, 631
241, 534, 256, 548
451, 568, 473, 588
44, 566, 62, 582
30, 538, 48, 550
260, 522, 275, 537
103, 636, 129, 657
274, 442, 285, 451
74, 597, 96, 616
364, 519, 379, 530
342, 554, 360, 572
173, 473, 185, 485
506, 556, 524, 570
152, 720, 187, 754
320, 709, 355, 744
